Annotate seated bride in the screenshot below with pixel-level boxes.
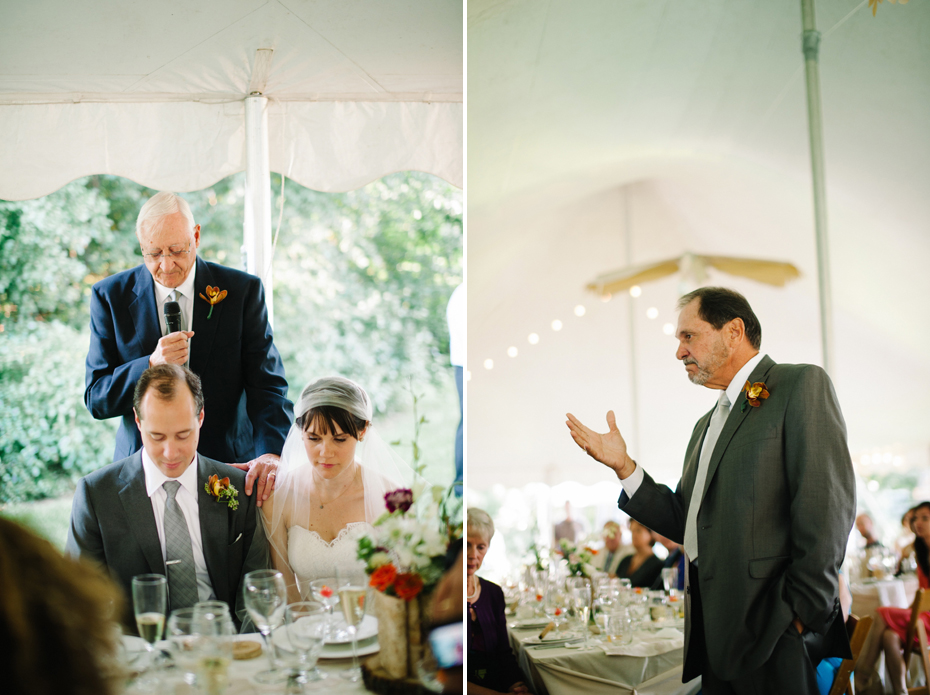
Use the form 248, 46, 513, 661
262, 376, 415, 601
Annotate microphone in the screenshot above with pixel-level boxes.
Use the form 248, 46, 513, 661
164, 301, 182, 335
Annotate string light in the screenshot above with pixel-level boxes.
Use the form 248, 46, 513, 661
483, 359, 494, 370
551, 320, 563, 331
528, 333, 539, 345
663, 323, 675, 335
507, 346, 518, 357
574, 305, 586, 317
630, 286, 642, 298
646, 307, 658, 319
601, 293, 612, 302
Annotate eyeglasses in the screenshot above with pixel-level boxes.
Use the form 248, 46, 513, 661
142, 244, 192, 262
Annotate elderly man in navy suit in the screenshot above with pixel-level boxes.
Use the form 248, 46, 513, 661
85, 191, 293, 504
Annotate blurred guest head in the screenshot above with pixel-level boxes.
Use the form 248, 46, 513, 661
0, 517, 124, 695
630, 519, 655, 552
467, 508, 495, 577
905, 507, 918, 531
602, 521, 621, 552
855, 513, 877, 543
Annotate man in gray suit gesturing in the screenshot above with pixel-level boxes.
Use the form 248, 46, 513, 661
67, 363, 267, 631
567, 287, 855, 694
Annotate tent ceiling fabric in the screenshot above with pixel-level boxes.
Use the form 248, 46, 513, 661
467, 0, 930, 491
0, 0, 463, 199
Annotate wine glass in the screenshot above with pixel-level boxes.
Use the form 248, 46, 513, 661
571, 586, 590, 648
243, 569, 289, 685
192, 603, 235, 695
285, 601, 329, 684
132, 574, 167, 690
166, 607, 199, 686
337, 578, 369, 682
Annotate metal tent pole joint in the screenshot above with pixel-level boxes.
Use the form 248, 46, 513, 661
802, 30, 821, 60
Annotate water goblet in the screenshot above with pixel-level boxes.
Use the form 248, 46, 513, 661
192, 605, 235, 695
131, 573, 167, 689
336, 577, 369, 682
243, 569, 289, 685
166, 607, 199, 686
285, 601, 329, 685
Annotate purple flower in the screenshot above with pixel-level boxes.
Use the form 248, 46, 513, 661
384, 488, 414, 513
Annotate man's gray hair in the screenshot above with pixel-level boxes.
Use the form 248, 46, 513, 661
136, 191, 196, 239
467, 507, 495, 542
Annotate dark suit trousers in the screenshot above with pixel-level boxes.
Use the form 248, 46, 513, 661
687, 564, 824, 695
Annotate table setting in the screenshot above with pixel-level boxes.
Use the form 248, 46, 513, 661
504, 572, 698, 695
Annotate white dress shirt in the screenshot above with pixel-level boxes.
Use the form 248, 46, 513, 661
153, 266, 196, 336
620, 352, 767, 498
141, 450, 215, 602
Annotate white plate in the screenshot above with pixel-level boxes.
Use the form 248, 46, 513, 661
324, 614, 378, 644
320, 636, 380, 660
523, 632, 579, 646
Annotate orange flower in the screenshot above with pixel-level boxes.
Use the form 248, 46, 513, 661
204, 474, 238, 510
199, 285, 228, 319
394, 572, 424, 601
743, 381, 770, 408
369, 563, 398, 592
207, 474, 231, 497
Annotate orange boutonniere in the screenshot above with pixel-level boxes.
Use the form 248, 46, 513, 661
204, 473, 239, 510
198, 286, 227, 319
741, 381, 770, 412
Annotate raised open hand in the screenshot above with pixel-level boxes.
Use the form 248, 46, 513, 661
565, 410, 636, 479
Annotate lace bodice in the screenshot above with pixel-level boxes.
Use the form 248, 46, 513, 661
287, 522, 371, 583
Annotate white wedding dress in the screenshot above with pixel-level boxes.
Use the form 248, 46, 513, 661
286, 521, 371, 583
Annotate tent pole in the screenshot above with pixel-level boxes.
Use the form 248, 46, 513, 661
624, 186, 640, 456
800, 0, 834, 375
244, 94, 274, 327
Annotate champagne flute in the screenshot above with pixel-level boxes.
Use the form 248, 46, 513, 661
337, 580, 369, 682
285, 601, 329, 684
132, 574, 167, 690
243, 569, 289, 685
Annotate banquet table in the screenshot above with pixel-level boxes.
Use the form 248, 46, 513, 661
123, 631, 381, 694
508, 624, 701, 695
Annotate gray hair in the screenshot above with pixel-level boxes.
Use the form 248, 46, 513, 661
136, 191, 196, 239
467, 507, 495, 542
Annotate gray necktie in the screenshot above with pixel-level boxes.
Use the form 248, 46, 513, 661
684, 391, 731, 562
163, 480, 199, 610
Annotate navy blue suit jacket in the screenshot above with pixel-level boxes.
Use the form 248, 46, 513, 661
85, 258, 293, 463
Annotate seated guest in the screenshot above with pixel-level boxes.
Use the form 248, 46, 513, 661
615, 519, 663, 589
597, 520, 629, 577
66, 364, 268, 631
649, 531, 685, 591
0, 516, 123, 695
856, 512, 883, 549
896, 507, 917, 575
857, 501, 930, 694
467, 508, 529, 695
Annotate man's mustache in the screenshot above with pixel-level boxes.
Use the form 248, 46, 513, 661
682, 358, 697, 366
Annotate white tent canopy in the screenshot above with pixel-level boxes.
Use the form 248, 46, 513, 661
0, 0, 463, 200
467, 1, 930, 491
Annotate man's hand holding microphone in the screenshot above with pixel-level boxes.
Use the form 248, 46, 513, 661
149, 300, 195, 367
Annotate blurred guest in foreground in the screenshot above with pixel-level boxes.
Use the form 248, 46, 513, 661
0, 516, 123, 695
857, 501, 930, 694
650, 531, 685, 591
615, 519, 663, 588
431, 538, 464, 694
467, 508, 530, 695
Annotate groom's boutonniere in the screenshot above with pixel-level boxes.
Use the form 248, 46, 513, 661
205, 474, 239, 510
741, 381, 770, 412
198, 285, 227, 319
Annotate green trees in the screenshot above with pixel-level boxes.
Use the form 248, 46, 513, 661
0, 172, 461, 503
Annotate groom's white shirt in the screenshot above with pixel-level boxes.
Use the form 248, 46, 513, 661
142, 450, 215, 601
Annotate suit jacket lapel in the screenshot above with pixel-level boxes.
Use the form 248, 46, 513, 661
198, 456, 229, 602
129, 265, 161, 346
118, 452, 165, 574
682, 410, 713, 503
701, 355, 777, 498
190, 258, 221, 374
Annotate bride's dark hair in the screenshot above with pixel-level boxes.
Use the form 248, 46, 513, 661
297, 405, 367, 440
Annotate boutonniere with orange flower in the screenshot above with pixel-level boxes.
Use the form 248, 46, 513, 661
199, 286, 227, 319
741, 381, 770, 412
205, 474, 239, 510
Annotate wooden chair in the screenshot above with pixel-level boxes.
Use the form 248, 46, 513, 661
903, 588, 930, 695
827, 613, 873, 695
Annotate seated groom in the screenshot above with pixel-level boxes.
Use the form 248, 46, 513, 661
84, 191, 293, 504
66, 364, 268, 631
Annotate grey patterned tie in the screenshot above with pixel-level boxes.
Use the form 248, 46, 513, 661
684, 391, 731, 562
163, 480, 199, 610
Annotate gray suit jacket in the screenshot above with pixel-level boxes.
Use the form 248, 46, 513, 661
65, 452, 268, 631
620, 356, 855, 680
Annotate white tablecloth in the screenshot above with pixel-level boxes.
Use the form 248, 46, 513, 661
509, 626, 700, 695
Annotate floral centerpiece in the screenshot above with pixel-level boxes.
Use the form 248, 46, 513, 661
559, 538, 598, 578
357, 484, 458, 683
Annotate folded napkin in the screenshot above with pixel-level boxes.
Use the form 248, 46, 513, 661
877, 580, 909, 609
599, 628, 684, 657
